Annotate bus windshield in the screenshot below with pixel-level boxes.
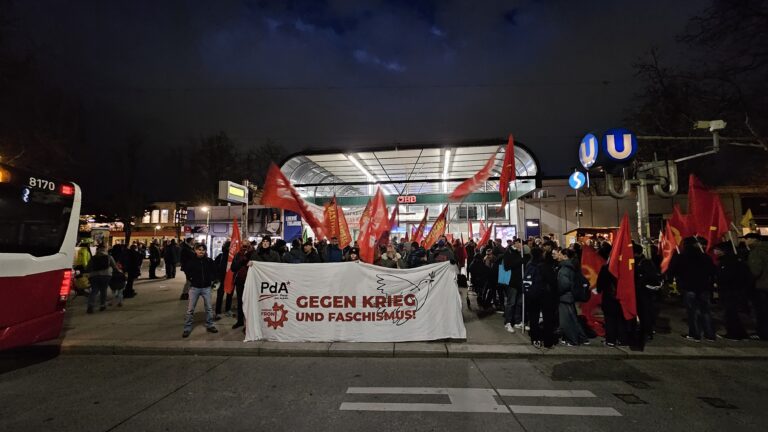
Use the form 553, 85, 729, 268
0, 166, 74, 257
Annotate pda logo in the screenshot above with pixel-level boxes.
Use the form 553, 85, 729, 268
260, 281, 290, 301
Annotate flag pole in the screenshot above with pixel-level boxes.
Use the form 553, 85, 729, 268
515, 180, 526, 335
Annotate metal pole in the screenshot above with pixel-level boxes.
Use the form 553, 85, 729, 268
243, 180, 250, 241
516, 182, 526, 335
637, 179, 651, 258
576, 190, 581, 228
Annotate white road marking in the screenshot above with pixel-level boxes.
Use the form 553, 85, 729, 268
341, 387, 621, 416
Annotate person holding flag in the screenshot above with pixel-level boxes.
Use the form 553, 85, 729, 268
633, 244, 662, 342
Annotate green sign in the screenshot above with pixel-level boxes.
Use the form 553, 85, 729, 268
304, 183, 535, 206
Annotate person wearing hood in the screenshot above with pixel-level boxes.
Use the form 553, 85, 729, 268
714, 241, 750, 340
379, 243, 405, 269
302, 241, 323, 263
556, 248, 589, 346
745, 233, 768, 340
633, 244, 662, 343
283, 239, 305, 264
252, 236, 281, 263
345, 247, 360, 262
429, 238, 455, 264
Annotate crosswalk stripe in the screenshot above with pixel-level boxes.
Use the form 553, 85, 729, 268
497, 389, 596, 398
339, 402, 509, 413
508, 405, 622, 416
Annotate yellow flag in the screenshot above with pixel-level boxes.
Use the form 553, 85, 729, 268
741, 208, 754, 228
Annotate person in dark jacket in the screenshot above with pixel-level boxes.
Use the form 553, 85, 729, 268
596, 244, 627, 347
668, 237, 717, 341
324, 237, 344, 263
179, 238, 195, 300
407, 242, 428, 268
182, 244, 219, 337
525, 247, 558, 348
148, 241, 161, 279
283, 239, 305, 264
556, 248, 589, 346
164, 239, 178, 279
252, 236, 281, 263
303, 241, 323, 263
214, 241, 233, 320
230, 243, 253, 329
633, 244, 662, 343
713, 241, 750, 340
121, 244, 141, 298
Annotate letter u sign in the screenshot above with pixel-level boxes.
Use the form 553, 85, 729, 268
602, 128, 637, 163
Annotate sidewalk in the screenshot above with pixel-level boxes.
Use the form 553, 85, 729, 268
19, 268, 768, 359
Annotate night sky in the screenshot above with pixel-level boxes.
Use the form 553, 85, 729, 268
6, 0, 708, 186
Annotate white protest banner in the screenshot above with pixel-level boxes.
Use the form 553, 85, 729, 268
243, 261, 466, 342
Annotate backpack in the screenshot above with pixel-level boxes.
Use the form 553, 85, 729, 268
91, 255, 110, 271
522, 262, 546, 297
572, 269, 592, 302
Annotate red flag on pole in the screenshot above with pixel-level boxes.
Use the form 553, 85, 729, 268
478, 221, 494, 247
448, 152, 497, 201
223, 218, 241, 294
358, 187, 389, 263
660, 224, 678, 274
499, 134, 517, 209
336, 205, 352, 249
608, 213, 636, 320
423, 205, 449, 249
323, 196, 352, 249
580, 246, 606, 336
688, 174, 729, 251
479, 220, 486, 240
261, 162, 325, 239
389, 204, 399, 231
413, 208, 429, 243
668, 204, 692, 245
468, 219, 474, 240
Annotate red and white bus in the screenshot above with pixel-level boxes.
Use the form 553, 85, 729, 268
0, 163, 81, 350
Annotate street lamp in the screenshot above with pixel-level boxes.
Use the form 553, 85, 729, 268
154, 225, 161, 238
201, 206, 211, 255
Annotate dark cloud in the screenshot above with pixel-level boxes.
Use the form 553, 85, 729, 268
5, 0, 709, 198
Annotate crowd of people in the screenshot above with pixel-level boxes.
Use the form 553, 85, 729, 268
76, 230, 768, 346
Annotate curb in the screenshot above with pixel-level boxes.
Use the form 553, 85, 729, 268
7, 340, 768, 360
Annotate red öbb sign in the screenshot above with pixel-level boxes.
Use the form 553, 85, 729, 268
397, 195, 417, 204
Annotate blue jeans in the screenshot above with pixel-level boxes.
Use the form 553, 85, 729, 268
684, 290, 714, 340
88, 275, 111, 309
503, 284, 518, 325
184, 286, 215, 332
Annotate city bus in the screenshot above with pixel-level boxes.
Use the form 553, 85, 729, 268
0, 163, 81, 350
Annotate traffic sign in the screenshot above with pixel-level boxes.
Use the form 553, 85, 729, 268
579, 133, 599, 169
569, 170, 587, 190
601, 128, 637, 164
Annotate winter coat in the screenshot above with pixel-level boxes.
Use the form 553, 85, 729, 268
149, 245, 161, 263
325, 245, 344, 263
86, 252, 119, 278
717, 253, 752, 293
185, 255, 217, 288
429, 246, 455, 264
748, 241, 768, 292
283, 248, 304, 264
180, 242, 195, 271
668, 245, 716, 293
557, 259, 578, 302
252, 246, 281, 263
635, 257, 662, 292
303, 250, 322, 263
379, 253, 404, 269
231, 251, 253, 285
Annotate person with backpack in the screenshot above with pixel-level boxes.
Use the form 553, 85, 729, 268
556, 248, 590, 346
524, 248, 557, 348
85, 244, 121, 313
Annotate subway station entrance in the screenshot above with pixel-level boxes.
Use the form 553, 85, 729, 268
280, 139, 541, 242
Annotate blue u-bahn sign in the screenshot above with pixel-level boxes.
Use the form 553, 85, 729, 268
579, 133, 598, 170
568, 170, 587, 190
601, 128, 637, 164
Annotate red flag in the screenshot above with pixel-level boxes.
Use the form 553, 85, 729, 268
358, 187, 389, 263
580, 246, 606, 336
688, 174, 730, 251
413, 208, 429, 243
468, 219, 474, 240
668, 204, 692, 245
446, 233, 455, 243
261, 163, 325, 238
323, 196, 352, 249
388, 205, 399, 231
479, 220, 486, 239
223, 218, 241, 294
423, 205, 449, 249
660, 224, 678, 274
499, 134, 517, 209
357, 199, 373, 242
478, 221, 494, 247
608, 213, 636, 320
448, 152, 497, 201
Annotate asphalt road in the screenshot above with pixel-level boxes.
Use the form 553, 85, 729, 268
1, 354, 765, 432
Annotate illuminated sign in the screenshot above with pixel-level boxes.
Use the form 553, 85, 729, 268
397, 195, 417, 204
601, 128, 637, 164
568, 170, 587, 190
218, 181, 249, 204
579, 133, 598, 169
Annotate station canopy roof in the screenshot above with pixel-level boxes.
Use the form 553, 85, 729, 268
280, 139, 539, 199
